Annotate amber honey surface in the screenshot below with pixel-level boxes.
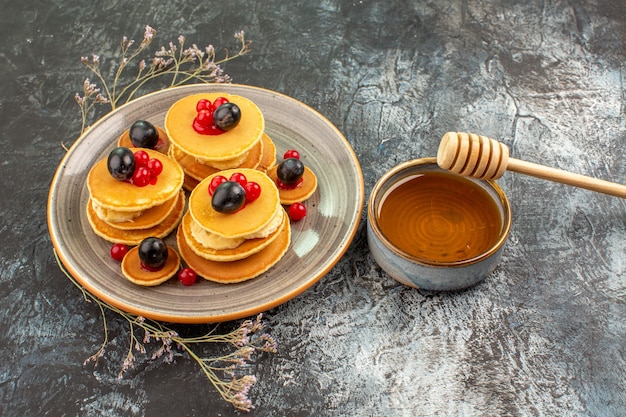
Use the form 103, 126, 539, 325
377, 172, 503, 263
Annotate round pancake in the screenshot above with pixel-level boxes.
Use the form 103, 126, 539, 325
170, 138, 263, 181
257, 133, 277, 172
100, 190, 182, 230
176, 216, 291, 284
165, 93, 264, 162
168, 146, 198, 192
86, 190, 185, 245
117, 125, 170, 154
267, 165, 318, 205
189, 168, 281, 238
88, 148, 184, 211
121, 246, 180, 286
182, 174, 200, 192
180, 208, 286, 261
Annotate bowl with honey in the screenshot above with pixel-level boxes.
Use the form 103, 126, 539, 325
367, 157, 511, 291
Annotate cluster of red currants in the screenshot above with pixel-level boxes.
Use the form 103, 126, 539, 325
106, 147, 163, 187
131, 150, 163, 187
209, 172, 261, 214
193, 97, 241, 135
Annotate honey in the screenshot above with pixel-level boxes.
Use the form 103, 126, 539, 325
377, 172, 503, 263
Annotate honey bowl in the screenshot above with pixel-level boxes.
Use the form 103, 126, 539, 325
367, 157, 511, 291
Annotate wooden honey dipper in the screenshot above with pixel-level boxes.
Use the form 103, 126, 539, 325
437, 132, 626, 198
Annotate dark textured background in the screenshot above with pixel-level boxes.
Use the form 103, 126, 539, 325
1, 0, 625, 416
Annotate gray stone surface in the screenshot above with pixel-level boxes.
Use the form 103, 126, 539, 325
1, 0, 624, 415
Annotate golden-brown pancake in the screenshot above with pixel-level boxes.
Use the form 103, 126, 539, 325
169, 139, 263, 181
176, 216, 291, 284
121, 246, 180, 286
180, 209, 286, 262
188, 168, 281, 238
86, 190, 185, 245
87, 148, 184, 212
100, 190, 181, 230
182, 174, 200, 192
171, 133, 277, 191
165, 93, 264, 163
266, 165, 318, 205
117, 125, 170, 154
257, 133, 277, 172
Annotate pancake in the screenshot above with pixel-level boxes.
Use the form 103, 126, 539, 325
267, 165, 318, 205
176, 215, 291, 284
100, 190, 182, 230
171, 133, 277, 190
121, 246, 180, 286
170, 138, 263, 181
180, 209, 286, 262
117, 125, 170, 154
86, 190, 185, 245
87, 148, 184, 212
182, 174, 200, 192
165, 93, 264, 163
257, 133, 277, 172
188, 168, 281, 238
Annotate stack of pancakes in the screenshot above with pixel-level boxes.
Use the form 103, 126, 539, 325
86, 148, 185, 245
165, 92, 276, 191
176, 168, 291, 283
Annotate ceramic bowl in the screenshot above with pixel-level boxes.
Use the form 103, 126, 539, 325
367, 157, 511, 291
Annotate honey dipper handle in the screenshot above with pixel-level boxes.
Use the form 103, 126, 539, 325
506, 157, 626, 198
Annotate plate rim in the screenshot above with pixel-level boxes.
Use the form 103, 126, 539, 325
47, 83, 364, 323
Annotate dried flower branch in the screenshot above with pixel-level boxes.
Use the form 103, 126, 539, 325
74, 78, 109, 135
54, 250, 275, 412
74, 26, 251, 135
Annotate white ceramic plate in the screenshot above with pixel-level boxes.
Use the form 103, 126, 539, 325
48, 84, 364, 323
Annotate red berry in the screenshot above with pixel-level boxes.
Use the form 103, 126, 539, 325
132, 166, 151, 187
288, 203, 307, 221
110, 243, 128, 261
213, 97, 229, 109
134, 150, 150, 167
196, 99, 213, 112
229, 172, 247, 187
196, 109, 214, 127
178, 268, 198, 286
244, 181, 261, 203
208, 175, 228, 195
147, 158, 163, 176
284, 149, 300, 160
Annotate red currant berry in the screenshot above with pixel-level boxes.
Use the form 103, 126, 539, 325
134, 150, 150, 167
284, 149, 300, 160
132, 166, 151, 187
229, 172, 247, 187
178, 267, 198, 286
110, 243, 128, 261
213, 97, 229, 109
147, 158, 163, 176
244, 181, 261, 203
196, 99, 212, 112
288, 202, 307, 221
196, 109, 214, 127
208, 175, 228, 195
